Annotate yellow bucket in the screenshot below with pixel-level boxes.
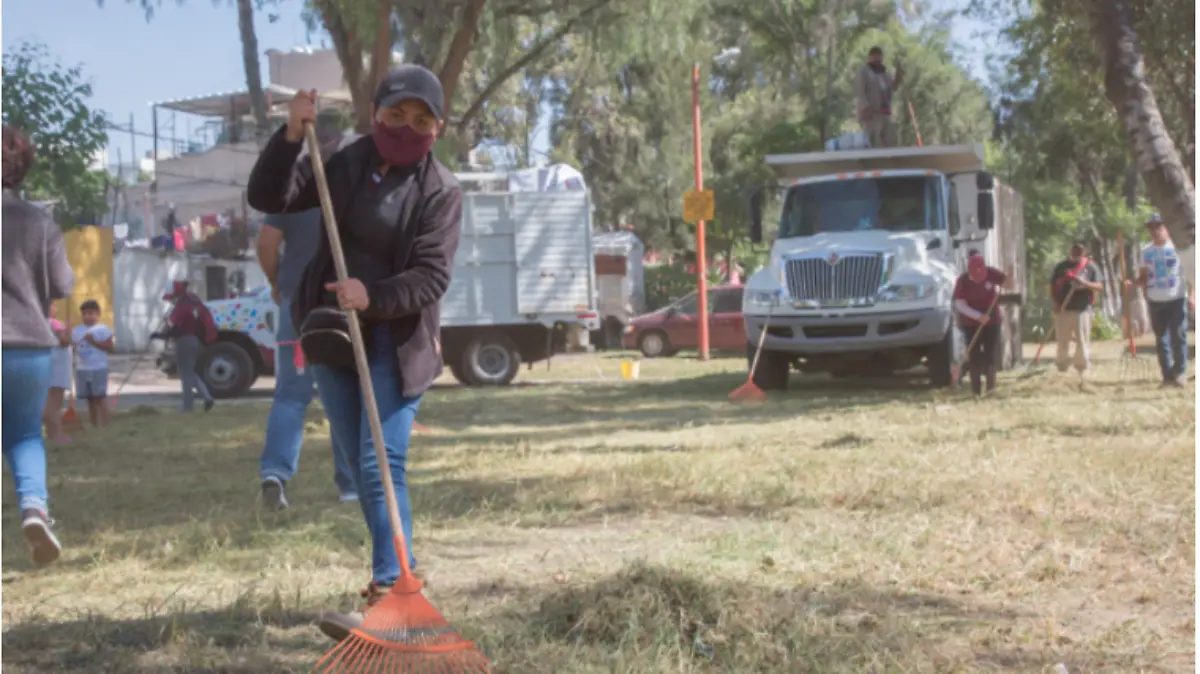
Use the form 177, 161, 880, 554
619, 360, 640, 380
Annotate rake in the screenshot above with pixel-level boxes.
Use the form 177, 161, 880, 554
730, 300, 777, 403
1115, 231, 1155, 382
301, 122, 491, 674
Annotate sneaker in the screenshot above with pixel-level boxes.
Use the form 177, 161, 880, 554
21, 509, 61, 566
318, 582, 391, 642
204, 399, 215, 412
261, 478, 289, 510
338, 491, 359, 503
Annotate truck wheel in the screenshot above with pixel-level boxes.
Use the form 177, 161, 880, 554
448, 361, 472, 386
638, 331, 671, 358
460, 333, 521, 386
747, 341, 790, 391
199, 340, 256, 399
928, 327, 957, 388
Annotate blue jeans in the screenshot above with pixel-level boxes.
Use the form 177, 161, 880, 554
1149, 297, 1189, 381
2, 348, 52, 515
312, 326, 422, 585
260, 299, 355, 494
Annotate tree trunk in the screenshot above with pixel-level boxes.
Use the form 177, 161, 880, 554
235, 0, 270, 141
1085, 0, 1196, 250
437, 0, 489, 119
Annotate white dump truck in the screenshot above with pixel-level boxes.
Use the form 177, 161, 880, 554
742, 143, 1026, 389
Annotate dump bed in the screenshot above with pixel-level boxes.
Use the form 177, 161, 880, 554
765, 143, 986, 182
440, 190, 596, 327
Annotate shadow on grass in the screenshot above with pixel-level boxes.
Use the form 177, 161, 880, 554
1, 601, 322, 673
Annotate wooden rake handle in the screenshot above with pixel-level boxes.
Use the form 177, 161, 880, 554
1031, 284, 1079, 364
1116, 230, 1137, 356
303, 122, 414, 577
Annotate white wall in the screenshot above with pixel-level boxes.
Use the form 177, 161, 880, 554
112, 250, 269, 354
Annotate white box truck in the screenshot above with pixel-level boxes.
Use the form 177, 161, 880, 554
157, 176, 601, 395
742, 143, 1026, 389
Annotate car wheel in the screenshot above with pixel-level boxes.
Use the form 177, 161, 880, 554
460, 333, 520, 386
638, 331, 670, 358
199, 340, 256, 399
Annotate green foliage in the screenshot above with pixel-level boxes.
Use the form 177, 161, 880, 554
644, 263, 723, 312
1090, 311, 1121, 341
2, 41, 109, 227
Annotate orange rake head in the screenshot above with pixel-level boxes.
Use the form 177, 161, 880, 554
313, 538, 492, 674
729, 380, 767, 403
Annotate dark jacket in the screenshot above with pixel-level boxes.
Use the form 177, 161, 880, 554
246, 125, 462, 398
2, 190, 75, 348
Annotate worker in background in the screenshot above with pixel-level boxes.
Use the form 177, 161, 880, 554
1127, 214, 1193, 387
1049, 240, 1103, 377
953, 254, 1009, 396
854, 46, 905, 149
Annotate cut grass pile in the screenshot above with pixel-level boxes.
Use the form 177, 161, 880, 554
2, 351, 1194, 673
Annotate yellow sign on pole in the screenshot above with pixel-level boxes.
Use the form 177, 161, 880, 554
682, 189, 715, 223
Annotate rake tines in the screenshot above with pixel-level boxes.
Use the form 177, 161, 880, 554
1118, 347, 1156, 383
313, 603, 493, 674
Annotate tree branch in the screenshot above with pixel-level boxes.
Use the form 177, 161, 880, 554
454, 0, 614, 131
437, 0, 489, 117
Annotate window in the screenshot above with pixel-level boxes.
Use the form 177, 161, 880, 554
675, 292, 699, 315
778, 176, 942, 238
712, 289, 743, 314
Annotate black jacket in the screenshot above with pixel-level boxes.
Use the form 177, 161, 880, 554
246, 125, 463, 397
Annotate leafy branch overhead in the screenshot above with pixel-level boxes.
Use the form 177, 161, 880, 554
1, 41, 110, 227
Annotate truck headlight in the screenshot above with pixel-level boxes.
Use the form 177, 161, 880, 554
746, 289, 784, 307
876, 282, 936, 302
623, 324, 636, 334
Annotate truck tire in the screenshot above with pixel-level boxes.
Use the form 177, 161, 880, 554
638, 330, 672, 358
199, 340, 256, 399
746, 341, 790, 391
928, 327, 957, 388
448, 361, 472, 386
460, 333, 521, 386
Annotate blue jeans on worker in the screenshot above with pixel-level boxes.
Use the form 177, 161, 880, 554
1149, 297, 1189, 381
260, 299, 356, 495
311, 325, 422, 585
2, 348, 52, 515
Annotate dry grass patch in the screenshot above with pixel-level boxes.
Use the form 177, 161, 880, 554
2, 351, 1194, 672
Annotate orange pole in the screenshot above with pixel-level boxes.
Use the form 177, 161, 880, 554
692, 63, 710, 361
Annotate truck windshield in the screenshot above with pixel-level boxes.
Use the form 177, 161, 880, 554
777, 175, 941, 239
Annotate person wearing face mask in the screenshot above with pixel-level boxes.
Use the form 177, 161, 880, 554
854, 46, 905, 148
952, 254, 1009, 396
245, 64, 462, 641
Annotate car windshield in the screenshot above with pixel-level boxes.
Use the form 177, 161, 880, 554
778, 176, 941, 239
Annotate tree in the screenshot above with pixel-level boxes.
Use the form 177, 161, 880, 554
2, 42, 110, 226
1084, 0, 1195, 250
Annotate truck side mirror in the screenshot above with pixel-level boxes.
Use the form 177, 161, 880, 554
749, 189, 765, 244
976, 171, 995, 191
926, 238, 942, 250
977, 192, 995, 230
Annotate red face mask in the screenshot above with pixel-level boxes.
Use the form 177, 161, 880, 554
371, 123, 434, 168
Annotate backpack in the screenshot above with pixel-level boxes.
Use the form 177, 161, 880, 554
179, 295, 218, 344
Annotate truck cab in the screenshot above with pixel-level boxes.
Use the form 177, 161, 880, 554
743, 143, 1026, 389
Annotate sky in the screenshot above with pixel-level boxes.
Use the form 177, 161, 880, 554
2, 0, 996, 170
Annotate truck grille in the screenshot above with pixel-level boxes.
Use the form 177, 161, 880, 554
785, 254, 886, 303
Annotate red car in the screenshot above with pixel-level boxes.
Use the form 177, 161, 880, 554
621, 285, 745, 357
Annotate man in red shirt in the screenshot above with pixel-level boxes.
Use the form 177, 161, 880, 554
952, 254, 1009, 395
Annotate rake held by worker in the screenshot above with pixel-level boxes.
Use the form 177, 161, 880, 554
951, 294, 1000, 388
300, 122, 491, 674
1115, 230, 1154, 382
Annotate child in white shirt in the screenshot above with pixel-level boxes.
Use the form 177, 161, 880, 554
70, 299, 114, 426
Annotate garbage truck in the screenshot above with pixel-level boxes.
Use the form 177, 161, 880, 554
742, 143, 1026, 389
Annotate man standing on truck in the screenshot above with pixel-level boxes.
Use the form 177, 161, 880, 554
254, 108, 357, 509
1049, 240, 1104, 376
1126, 214, 1193, 387
854, 46, 905, 149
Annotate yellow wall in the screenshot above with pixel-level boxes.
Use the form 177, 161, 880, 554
53, 227, 114, 329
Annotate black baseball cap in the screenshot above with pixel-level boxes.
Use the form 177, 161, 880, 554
373, 65, 444, 121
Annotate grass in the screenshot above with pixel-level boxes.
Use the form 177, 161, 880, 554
2, 346, 1194, 673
